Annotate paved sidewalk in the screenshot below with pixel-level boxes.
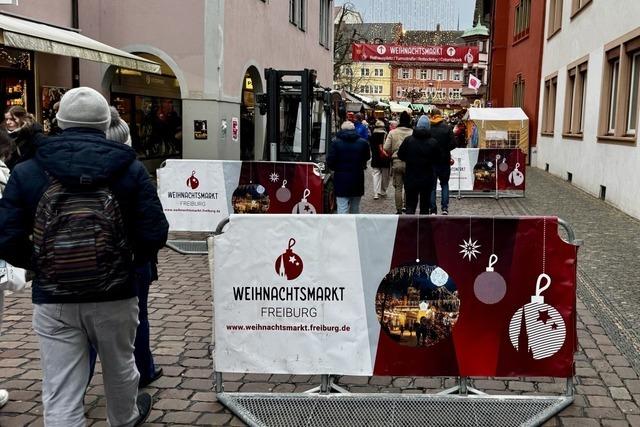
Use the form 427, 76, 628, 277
1, 167, 639, 426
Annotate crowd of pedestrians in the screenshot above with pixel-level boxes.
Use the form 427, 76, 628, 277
328, 108, 456, 215
0, 87, 169, 426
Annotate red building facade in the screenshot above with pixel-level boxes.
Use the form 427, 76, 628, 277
489, 0, 546, 148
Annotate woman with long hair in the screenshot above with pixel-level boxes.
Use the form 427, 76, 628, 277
2, 106, 43, 170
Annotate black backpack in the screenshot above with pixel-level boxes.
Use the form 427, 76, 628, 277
32, 173, 132, 296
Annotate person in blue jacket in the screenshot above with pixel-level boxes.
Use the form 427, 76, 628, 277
0, 87, 168, 426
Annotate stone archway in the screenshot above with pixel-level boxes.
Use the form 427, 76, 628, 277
240, 66, 263, 160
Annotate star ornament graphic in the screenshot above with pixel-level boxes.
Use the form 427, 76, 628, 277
269, 172, 280, 183
459, 238, 481, 261
288, 255, 300, 266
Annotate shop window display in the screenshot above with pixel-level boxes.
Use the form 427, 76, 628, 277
0, 47, 33, 111
112, 94, 182, 159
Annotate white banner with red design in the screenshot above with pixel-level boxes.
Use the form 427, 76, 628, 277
157, 160, 324, 231
446, 148, 526, 192
213, 215, 578, 377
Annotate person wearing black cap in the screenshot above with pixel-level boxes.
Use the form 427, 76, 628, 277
0, 87, 167, 426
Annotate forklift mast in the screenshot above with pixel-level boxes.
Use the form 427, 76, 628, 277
259, 68, 333, 162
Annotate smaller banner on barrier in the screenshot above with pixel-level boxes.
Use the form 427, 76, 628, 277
448, 148, 526, 192
157, 160, 324, 231
214, 215, 578, 378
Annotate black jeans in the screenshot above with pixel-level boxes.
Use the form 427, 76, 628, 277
405, 180, 433, 215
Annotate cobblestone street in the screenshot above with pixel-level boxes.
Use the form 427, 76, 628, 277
1, 167, 640, 426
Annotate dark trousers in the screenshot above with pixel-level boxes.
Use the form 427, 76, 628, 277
89, 264, 156, 384
430, 165, 451, 213
405, 180, 433, 215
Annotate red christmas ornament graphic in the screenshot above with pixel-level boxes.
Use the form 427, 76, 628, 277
508, 273, 566, 360
275, 238, 304, 280
473, 254, 507, 304
186, 170, 200, 189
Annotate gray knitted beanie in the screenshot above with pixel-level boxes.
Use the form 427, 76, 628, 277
56, 87, 111, 132
106, 107, 132, 146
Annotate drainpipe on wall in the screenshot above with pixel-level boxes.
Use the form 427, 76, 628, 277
71, 0, 80, 88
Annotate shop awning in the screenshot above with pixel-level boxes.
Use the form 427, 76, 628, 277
0, 12, 160, 74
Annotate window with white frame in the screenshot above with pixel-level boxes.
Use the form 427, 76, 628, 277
419, 69, 430, 80
361, 68, 370, 77
374, 68, 384, 77
450, 88, 461, 99
450, 70, 462, 81
400, 68, 412, 79
435, 70, 444, 81
344, 66, 353, 76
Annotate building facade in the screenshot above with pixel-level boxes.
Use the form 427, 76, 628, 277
537, 0, 640, 219
0, 0, 334, 168
390, 65, 464, 107
339, 62, 392, 101
489, 0, 545, 156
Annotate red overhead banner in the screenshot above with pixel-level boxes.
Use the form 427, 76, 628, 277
352, 44, 479, 64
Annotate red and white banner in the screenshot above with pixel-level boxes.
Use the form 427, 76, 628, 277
157, 160, 324, 231
352, 44, 479, 64
214, 215, 578, 377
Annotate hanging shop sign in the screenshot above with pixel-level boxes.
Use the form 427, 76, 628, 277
214, 215, 578, 377
157, 160, 323, 231
447, 148, 526, 192
352, 44, 479, 64
231, 117, 239, 142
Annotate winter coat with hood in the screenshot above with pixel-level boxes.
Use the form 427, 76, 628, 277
397, 126, 438, 188
0, 127, 169, 304
429, 116, 456, 166
326, 129, 371, 197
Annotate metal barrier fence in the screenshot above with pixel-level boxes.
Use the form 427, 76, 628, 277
207, 215, 581, 427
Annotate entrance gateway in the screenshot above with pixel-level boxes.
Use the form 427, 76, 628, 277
210, 215, 581, 426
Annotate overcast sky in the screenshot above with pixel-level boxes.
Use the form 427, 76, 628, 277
335, 0, 477, 31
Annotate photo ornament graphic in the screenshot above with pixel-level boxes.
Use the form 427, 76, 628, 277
376, 263, 460, 348
275, 238, 304, 280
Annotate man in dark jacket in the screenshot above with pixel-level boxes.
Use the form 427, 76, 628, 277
429, 109, 456, 215
0, 87, 167, 426
397, 115, 438, 215
326, 121, 371, 213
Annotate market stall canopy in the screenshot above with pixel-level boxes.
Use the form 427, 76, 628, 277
466, 108, 529, 154
388, 101, 412, 114
0, 12, 160, 74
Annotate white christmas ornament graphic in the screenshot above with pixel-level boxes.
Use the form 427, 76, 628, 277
459, 238, 481, 261
508, 273, 566, 360
269, 171, 280, 183
292, 188, 316, 214
430, 267, 449, 287
460, 217, 482, 261
474, 254, 507, 304
276, 179, 292, 203
509, 163, 525, 186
